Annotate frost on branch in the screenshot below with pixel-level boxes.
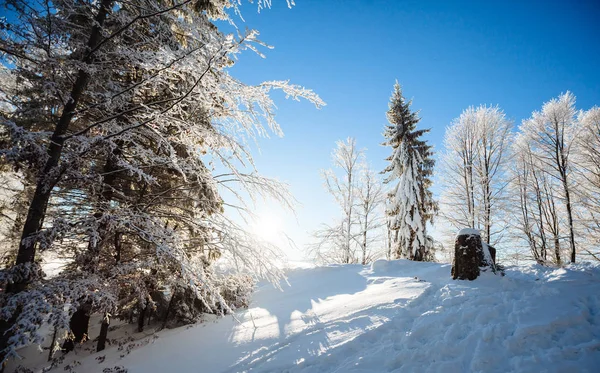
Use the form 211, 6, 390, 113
0, 0, 322, 362
0, 275, 117, 363
0, 263, 44, 288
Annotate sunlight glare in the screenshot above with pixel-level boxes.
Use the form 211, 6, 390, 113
251, 210, 283, 243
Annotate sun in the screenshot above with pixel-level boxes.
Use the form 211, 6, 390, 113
251, 210, 283, 243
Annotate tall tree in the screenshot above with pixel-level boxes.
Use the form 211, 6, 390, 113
574, 107, 600, 261
312, 138, 363, 264
310, 139, 386, 265
382, 82, 436, 261
439, 105, 512, 246
519, 92, 578, 263
0, 0, 322, 363
356, 165, 384, 265
509, 134, 562, 264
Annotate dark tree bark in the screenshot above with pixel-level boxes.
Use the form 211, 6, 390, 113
2, 8, 117, 363
15, 0, 115, 273
48, 327, 58, 361
413, 245, 424, 262
564, 185, 576, 263
62, 301, 92, 352
66, 145, 123, 352
138, 304, 148, 333
361, 227, 367, 265
451, 231, 496, 281
97, 313, 110, 352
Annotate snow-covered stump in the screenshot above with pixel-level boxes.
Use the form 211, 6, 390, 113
451, 229, 496, 280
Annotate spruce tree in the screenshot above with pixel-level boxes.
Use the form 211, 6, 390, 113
382, 82, 436, 261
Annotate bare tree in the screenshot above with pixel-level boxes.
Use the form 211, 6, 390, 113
440, 109, 479, 230
509, 135, 563, 264
312, 138, 363, 264
439, 105, 512, 246
519, 92, 578, 263
355, 165, 384, 265
573, 107, 600, 261
472, 106, 512, 244
310, 139, 386, 265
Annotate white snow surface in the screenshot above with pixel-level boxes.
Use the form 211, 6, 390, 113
456, 228, 481, 237
25, 260, 600, 372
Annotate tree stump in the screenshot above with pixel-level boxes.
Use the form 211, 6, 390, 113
451, 229, 495, 280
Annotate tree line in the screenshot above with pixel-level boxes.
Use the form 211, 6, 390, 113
312, 87, 599, 267
439, 93, 600, 265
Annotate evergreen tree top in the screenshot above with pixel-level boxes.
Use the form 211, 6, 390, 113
381, 81, 434, 180
384, 82, 420, 141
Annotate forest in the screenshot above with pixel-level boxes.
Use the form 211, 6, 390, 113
311, 87, 600, 268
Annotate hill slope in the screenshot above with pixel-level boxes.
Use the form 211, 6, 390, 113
20, 260, 600, 372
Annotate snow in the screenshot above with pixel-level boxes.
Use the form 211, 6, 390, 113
457, 228, 481, 237
15, 260, 600, 372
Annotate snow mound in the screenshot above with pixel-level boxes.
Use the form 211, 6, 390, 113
370, 258, 392, 273
457, 228, 481, 236
16, 261, 600, 373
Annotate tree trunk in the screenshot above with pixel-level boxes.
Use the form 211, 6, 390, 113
63, 301, 92, 352
386, 219, 392, 260
345, 166, 354, 264
15, 0, 114, 272
66, 145, 122, 351
554, 235, 561, 266
48, 327, 58, 361
530, 161, 548, 263
138, 304, 148, 333
484, 181, 491, 245
468, 164, 476, 228
97, 313, 110, 352
564, 186, 576, 263
361, 221, 367, 265
114, 231, 122, 263
393, 229, 400, 259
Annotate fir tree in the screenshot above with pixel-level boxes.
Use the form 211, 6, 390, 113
382, 82, 436, 261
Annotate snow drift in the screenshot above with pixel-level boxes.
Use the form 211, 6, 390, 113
14, 260, 600, 372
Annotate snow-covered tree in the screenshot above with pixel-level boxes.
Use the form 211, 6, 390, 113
311, 138, 364, 264
518, 92, 578, 263
509, 134, 561, 264
570, 107, 600, 261
0, 0, 323, 363
439, 105, 512, 246
310, 139, 385, 265
382, 82, 436, 261
356, 165, 385, 265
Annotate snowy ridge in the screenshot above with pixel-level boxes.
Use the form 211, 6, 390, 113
21, 260, 600, 372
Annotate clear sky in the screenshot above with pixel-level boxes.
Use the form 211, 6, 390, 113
225, 0, 600, 259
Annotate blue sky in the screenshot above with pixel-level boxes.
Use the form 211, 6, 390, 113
226, 0, 600, 258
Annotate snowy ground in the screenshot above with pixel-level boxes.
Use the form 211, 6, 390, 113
13, 260, 600, 372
